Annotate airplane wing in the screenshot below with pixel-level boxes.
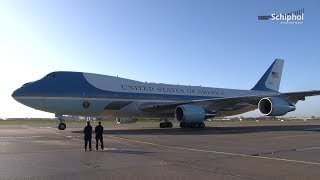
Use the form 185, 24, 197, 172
139, 90, 320, 113
138, 93, 277, 112
280, 90, 320, 103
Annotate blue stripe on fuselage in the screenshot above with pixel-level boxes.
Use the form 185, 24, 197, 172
13, 72, 220, 101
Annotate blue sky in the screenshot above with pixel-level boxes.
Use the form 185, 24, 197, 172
1, 0, 319, 118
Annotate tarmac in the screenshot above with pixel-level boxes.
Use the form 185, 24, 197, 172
1, 121, 320, 180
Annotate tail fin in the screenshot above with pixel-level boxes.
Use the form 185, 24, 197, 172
251, 59, 284, 92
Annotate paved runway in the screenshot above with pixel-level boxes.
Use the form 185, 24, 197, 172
1, 122, 320, 179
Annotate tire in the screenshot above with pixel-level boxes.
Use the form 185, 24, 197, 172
58, 123, 66, 130
199, 122, 205, 128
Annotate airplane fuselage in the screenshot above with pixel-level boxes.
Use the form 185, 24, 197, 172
12, 71, 272, 118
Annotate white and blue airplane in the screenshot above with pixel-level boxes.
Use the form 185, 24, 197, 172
12, 59, 320, 130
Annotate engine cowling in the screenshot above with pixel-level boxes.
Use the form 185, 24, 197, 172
175, 105, 206, 122
116, 118, 138, 124
258, 97, 296, 116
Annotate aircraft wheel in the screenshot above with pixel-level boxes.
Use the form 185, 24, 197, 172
180, 122, 185, 128
58, 123, 66, 130
199, 122, 205, 128
160, 122, 173, 128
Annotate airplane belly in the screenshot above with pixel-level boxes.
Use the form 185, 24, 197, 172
100, 101, 174, 118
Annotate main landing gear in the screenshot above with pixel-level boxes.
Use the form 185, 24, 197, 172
56, 114, 66, 130
180, 122, 205, 128
159, 122, 173, 128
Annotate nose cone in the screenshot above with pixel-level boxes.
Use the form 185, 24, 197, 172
12, 87, 24, 103
12, 89, 19, 98
12, 82, 34, 98
12, 88, 21, 99
12, 82, 34, 103
11, 82, 46, 111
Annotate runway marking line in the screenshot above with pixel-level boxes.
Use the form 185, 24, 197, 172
273, 134, 320, 139
110, 136, 320, 166
297, 147, 320, 151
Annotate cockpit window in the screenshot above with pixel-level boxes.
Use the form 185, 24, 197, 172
46, 73, 56, 78
22, 82, 33, 87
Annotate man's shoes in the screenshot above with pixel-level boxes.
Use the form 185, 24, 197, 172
84, 149, 87, 151
96, 148, 98, 150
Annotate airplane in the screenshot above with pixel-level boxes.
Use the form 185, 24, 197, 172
12, 59, 320, 130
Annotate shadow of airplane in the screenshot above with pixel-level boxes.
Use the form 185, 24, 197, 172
71, 124, 320, 135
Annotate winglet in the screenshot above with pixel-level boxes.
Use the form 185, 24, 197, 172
251, 59, 284, 92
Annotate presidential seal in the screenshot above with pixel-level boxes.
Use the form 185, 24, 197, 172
83, 101, 90, 109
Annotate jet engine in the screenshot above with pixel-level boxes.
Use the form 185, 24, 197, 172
175, 105, 206, 122
116, 118, 138, 124
258, 97, 296, 116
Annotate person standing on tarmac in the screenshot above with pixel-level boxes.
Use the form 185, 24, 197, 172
95, 121, 104, 150
83, 121, 92, 151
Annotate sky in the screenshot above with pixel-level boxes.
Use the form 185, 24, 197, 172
0, 0, 319, 118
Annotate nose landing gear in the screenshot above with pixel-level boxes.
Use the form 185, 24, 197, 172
56, 114, 66, 130
58, 122, 66, 130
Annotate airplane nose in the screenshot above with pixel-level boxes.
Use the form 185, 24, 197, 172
12, 89, 19, 98
12, 88, 23, 101
12, 82, 34, 99
11, 81, 47, 111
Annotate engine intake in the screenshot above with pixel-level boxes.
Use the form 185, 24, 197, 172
175, 105, 207, 122
258, 97, 296, 116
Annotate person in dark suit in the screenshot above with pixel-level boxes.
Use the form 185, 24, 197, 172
83, 121, 92, 151
95, 121, 104, 150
